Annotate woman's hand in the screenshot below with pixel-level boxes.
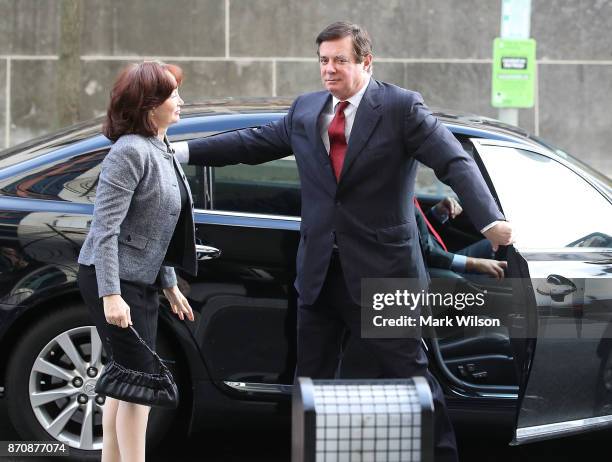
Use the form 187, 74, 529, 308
163, 285, 195, 322
103, 294, 132, 328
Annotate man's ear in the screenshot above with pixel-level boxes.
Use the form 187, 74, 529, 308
363, 54, 373, 73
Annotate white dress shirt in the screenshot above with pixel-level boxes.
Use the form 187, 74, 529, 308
319, 76, 371, 154
173, 141, 189, 164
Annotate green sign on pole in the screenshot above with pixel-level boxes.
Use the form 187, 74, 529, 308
491, 38, 536, 108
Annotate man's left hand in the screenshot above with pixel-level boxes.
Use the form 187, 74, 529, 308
163, 285, 195, 322
467, 258, 508, 279
483, 221, 514, 251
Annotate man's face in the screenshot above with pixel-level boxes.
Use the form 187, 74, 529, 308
318, 36, 372, 100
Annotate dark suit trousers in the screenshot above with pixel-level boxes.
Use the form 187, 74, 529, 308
296, 252, 459, 462
456, 239, 494, 260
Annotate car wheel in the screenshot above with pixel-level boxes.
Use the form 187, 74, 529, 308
5, 302, 179, 460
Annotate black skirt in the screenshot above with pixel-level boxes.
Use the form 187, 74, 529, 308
77, 264, 160, 374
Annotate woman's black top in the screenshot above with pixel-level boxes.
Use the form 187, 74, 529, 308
174, 161, 188, 209
160, 139, 190, 273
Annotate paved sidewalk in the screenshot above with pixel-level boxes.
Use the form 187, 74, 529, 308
3, 397, 612, 462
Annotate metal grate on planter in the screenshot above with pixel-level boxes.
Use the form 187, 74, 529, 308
292, 377, 433, 462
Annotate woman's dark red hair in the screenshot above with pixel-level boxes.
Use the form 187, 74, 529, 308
103, 61, 183, 142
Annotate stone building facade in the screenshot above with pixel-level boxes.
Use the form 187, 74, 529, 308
1, 0, 611, 174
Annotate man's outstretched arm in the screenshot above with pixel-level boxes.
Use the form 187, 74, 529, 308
173, 99, 297, 167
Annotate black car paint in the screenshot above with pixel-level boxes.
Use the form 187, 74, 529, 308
0, 102, 610, 445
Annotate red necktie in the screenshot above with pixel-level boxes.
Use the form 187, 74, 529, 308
328, 101, 350, 181
414, 198, 448, 251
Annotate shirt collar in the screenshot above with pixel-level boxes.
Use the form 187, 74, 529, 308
332, 75, 371, 112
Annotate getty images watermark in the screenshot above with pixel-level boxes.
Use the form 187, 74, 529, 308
361, 277, 610, 339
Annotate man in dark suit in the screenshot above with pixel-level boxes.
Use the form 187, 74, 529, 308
416, 197, 508, 278
176, 21, 513, 462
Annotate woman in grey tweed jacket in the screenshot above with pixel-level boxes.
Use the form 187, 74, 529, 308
77, 61, 196, 462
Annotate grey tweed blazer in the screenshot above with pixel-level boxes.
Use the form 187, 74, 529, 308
78, 134, 194, 297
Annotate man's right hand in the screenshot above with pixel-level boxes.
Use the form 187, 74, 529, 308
467, 258, 508, 279
102, 294, 132, 328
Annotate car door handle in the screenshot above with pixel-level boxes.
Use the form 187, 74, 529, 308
536, 274, 577, 302
195, 244, 221, 261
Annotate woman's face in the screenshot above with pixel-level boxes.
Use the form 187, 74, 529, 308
152, 87, 184, 130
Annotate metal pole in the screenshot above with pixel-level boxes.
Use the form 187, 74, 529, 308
497, 0, 532, 126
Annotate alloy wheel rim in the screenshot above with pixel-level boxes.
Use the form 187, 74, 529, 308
28, 325, 105, 451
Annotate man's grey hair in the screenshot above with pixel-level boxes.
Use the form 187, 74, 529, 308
316, 21, 373, 63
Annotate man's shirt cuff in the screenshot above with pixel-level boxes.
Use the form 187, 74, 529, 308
450, 254, 467, 272
480, 220, 502, 234
173, 141, 190, 163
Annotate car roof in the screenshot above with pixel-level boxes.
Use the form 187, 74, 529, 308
0, 97, 538, 160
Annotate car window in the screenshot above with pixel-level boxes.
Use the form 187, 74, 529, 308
415, 138, 475, 199
209, 142, 468, 215
211, 156, 301, 217
415, 162, 456, 198
477, 146, 612, 249
0, 149, 206, 208
180, 163, 206, 208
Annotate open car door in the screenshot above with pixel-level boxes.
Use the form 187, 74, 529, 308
471, 138, 612, 444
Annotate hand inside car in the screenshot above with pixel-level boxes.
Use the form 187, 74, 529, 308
467, 258, 508, 279
434, 197, 463, 220
483, 221, 514, 251
102, 294, 132, 328
163, 285, 195, 322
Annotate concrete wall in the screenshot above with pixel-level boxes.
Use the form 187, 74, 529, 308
1, 0, 611, 175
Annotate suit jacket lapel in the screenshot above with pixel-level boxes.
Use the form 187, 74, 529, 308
305, 92, 337, 196
305, 92, 332, 167
339, 79, 382, 183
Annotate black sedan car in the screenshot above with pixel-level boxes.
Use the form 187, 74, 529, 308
0, 99, 610, 460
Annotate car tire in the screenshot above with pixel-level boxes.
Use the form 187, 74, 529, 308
5, 302, 180, 461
